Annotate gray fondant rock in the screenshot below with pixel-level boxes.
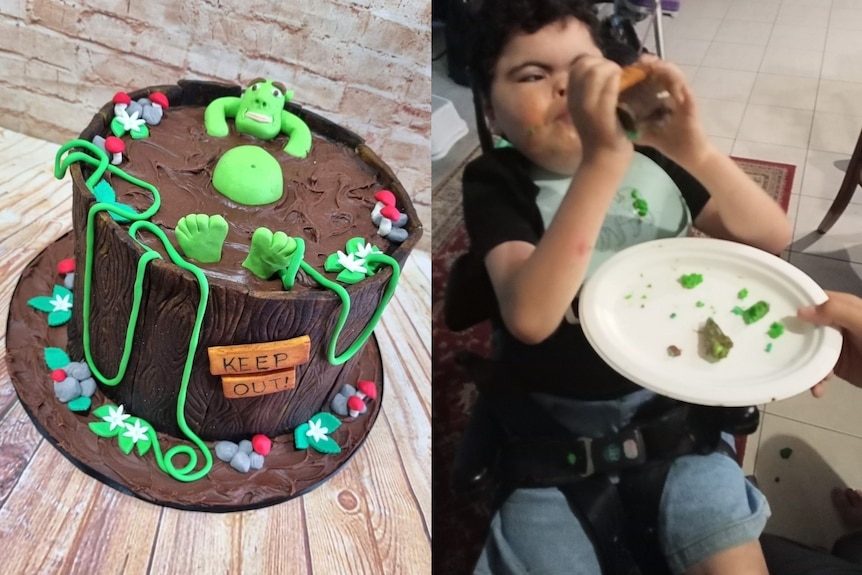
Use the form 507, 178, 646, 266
66, 361, 91, 381
249, 452, 265, 470
137, 97, 152, 107
54, 377, 82, 403
64, 272, 75, 290
331, 394, 349, 416
125, 100, 143, 119
386, 227, 409, 243
230, 450, 251, 473
92, 135, 106, 153
215, 441, 239, 462
79, 377, 97, 398
238, 439, 253, 454
340, 384, 356, 398
394, 213, 409, 228
141, 104, 163, 126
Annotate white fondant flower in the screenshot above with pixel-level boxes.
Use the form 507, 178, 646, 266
49, 293, 72, 313
115, 109, 147, 132
353, 241, 380, 259
336, 250, 367, 274
103, 404, 131, 431
122, 418, 150, 444
305, 418, 330, 443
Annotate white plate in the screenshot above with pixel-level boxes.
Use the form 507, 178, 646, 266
578, 238, 843, 406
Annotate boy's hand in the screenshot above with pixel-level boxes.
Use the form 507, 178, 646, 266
798, 291, 862, 394
632, 55, 711, 168
568, 55, 632, 162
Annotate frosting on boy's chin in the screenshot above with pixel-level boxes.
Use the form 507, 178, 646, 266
515, 121, 583, 176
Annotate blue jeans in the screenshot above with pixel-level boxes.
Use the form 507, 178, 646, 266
474, 390, 771, 574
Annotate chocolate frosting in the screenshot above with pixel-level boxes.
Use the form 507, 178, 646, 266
110, 106, 388, 289
6, 234, 384, 510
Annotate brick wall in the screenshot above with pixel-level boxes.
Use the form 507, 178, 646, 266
0, 0, 431, 250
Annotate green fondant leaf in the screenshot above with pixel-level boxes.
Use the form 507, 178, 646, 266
108, 202, 138, 224
48, 310, 72, 327
324, 252, 343, 273
110, 117, 126, 138
313, 412, 342, 432
310, 435, 341, 454
345, 237, 365, 254
294, 423, 310, 450
91, 403, 115, 419
365, 260, 380, 275
89, 420, 123, 438
92, 180, 117, 204
68, 396, 91, 412
27, 296, 55, 313
136, 435, 152, 456
53, 284, 72, 299
336, 269, 366, 284
118, 431, 135, 455
130, 123, 150, 140
45, 347, 71, 370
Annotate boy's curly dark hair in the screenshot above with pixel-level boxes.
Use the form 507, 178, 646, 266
468, 0, 601, 100
465, 0, 603, 151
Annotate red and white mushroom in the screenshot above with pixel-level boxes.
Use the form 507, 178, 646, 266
356, 380, 377, 401
149, 92, 169, 111
347, 395, 366, 418
113, 92, 131, 116
105, 136, 125, 165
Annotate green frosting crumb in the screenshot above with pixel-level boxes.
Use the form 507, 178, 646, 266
625, 294, 633, 300
679, 273, 703, 289
738, 288, 749, 299
670, 313, 677, 319
732, 306, 744, 316
779, 447, 793, 460
631, 189, 641, 199
642, 294, 648, 300
742, 301, 770, 325
633, 198, 649, 217
765, 342, 773, 353
768, 321, 785, 339
696, 301, 705, 308
567, 452, 577, 466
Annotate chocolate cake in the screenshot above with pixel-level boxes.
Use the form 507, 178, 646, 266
5, 79, 423, 510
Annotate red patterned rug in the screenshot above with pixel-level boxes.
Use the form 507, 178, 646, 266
432, 148, 796, 574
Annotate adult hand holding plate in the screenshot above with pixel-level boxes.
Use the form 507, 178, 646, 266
578, 238, 843, 406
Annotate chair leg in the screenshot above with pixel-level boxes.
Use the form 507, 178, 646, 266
818, 128, 862, 234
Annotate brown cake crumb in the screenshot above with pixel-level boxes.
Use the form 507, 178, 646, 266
667, 345, 682, 357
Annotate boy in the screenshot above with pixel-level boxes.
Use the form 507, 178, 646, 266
459, 0, 792, 573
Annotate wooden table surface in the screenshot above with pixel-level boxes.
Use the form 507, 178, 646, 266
0, 128, 431, 574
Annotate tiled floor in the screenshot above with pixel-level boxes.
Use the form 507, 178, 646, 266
433, 0, 862, 551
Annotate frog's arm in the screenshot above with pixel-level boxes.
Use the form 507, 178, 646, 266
281, 110, 312, 159
204, 96, 242, 138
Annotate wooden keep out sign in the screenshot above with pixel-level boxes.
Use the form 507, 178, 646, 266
207, 335, 311, 399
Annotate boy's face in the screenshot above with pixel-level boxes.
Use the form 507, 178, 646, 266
488, 17, 602, 175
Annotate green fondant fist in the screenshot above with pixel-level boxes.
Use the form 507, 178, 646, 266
175, 214, 230, 264
212, 145, 283, 206
243, 227, 298, 280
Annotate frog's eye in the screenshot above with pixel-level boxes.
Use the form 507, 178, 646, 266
251, 83, 261, 91
272, 88, 282, 98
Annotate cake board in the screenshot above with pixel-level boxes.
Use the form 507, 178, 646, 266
5, 232, 386, 513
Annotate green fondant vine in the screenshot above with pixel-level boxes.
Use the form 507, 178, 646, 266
55, 140, 212, 482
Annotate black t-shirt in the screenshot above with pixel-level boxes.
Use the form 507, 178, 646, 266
460, 146, 711, 400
